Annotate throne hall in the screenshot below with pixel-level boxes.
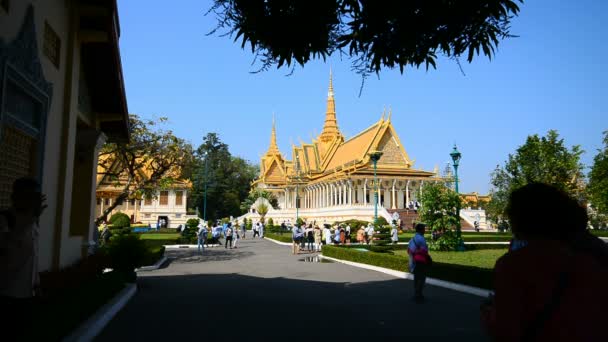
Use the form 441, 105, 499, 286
245, 72, 447, 226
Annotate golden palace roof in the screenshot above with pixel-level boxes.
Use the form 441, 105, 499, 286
254, 72, 438, 188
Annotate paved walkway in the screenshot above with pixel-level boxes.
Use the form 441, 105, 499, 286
97, 238, 488, 341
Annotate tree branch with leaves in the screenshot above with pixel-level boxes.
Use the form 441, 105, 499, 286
96, 115, 194, 225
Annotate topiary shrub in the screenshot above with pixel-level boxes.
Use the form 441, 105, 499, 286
102, 233, 148, 282
374, 216, 389, 227
296, 217, 305, 227
428, 229, 464, 251
246, 218, 253, 230
181, 218, 200, 244
109, 212, 131, 229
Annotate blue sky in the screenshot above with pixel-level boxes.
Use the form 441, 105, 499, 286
117, 0, 607, 194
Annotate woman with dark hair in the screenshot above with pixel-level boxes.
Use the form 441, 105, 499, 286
482, 183, 608, 341
408, 223, 431, 303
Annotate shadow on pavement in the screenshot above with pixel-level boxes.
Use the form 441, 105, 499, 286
164, 248, 256, 264
97, 273, 488, 341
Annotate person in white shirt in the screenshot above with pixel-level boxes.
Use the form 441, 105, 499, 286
0, 178, 47, 340
197, 222, 208, 254
232, 222, 240, 248
391, 226, 399, 244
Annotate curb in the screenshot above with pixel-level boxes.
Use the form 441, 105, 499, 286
63, 282, 137, 342
264, 237, 293, 246
164, 244, 221, 249
136, 256, 167, 272
318, 255, 491, 298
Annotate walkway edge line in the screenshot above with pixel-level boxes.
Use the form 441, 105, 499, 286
137, 256, 167, 272
319, 255, 491, 298
164, 244, 220, 249
264, 237, 292, 246
63, 282, 137, 342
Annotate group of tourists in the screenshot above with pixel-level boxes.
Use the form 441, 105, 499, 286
195, 220, 267, 254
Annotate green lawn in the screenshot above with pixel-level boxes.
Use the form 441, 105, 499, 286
393, 248, 507, 269
139, 233, 180, 240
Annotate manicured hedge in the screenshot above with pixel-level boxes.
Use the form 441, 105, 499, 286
265, 233, 293, 243
322, 245, 494, 290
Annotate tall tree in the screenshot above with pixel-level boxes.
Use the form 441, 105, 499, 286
96, 115, 193, 225
208, 0, 522, 74
489, 130, 585, 225
588, 131, 608, 217
190, 133, 258, 221
419, 182, 461, 232
240, 189, 280, 213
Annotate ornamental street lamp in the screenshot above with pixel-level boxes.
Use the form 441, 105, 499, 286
450, 145, 461, 194
295, 154, 300, 222
203, 151, 209, 222
450, 145, 463, 240
368, 151, 383, 223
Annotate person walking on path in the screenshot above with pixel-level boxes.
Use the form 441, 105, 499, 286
314, 226, 322, 252
225, 225, 234, 249
0, 178, 47, 340
240, 220, 246, 239
259, 221, 265, 238
232, 222, 240, 249
339, 226, 346, 245
197, 222, 208, 254
253, 222, 260, 238
324, 224, 332, 245
408, 223, 431, 303
292, 224, 304, 254
391, 226, 399, 245
306, 225, 315, 251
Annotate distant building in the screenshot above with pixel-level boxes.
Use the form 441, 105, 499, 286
96, 155, 195, 228
0, 1, 129, 270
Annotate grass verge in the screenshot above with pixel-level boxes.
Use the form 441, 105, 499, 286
323, 245, 500, 289
265, 232, 294, 243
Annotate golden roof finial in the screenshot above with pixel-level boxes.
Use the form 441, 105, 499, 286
381, 106, 386, 121
266, 114, 280, 155
387, 106, 392, 121
319, 68, 342, 143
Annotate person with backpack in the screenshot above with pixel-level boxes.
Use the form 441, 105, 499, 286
306, 224, 315, 251
408, 223, 431, 303
253, 222, 260, 238
0, 178, 47, 339
224, 224, 234, 249
292, 224, 305, 254
197, 222, 208, 254
240, 220, 246, 239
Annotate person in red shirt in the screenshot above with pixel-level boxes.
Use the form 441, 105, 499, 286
482, 183, 608, 341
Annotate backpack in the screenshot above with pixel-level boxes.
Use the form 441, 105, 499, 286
307, 230, 313, 239
226, 228, 232, 237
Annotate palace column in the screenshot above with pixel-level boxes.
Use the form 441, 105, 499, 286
339, 182, 344, 205
284, 189, 289, 209
391, 179, 397, 209
406, 180, 410, 206
420, 180, 424, 199
348, 180, 353, 205
363, 179, 368, 205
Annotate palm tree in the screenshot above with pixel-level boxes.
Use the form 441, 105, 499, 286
256, 202, 269, 224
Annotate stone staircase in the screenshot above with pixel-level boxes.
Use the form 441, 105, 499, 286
389, 209, 475, 231
388, 209, 419, 230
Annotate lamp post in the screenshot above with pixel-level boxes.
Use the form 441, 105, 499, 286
450, 145, 462, 240
203, 151, 209, 222
295, 154, 300, 223
368, 151, 383, 223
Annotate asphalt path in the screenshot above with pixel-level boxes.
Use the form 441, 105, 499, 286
97, 237, 488, 341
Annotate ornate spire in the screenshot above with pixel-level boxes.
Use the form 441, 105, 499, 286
266, 115, 281, 155
319, 68, 342, 142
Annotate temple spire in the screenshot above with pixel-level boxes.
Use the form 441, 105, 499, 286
319, 69, 342, 143
266, 115, 280, 155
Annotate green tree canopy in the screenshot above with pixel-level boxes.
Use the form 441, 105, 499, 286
209, 0, 522, 74
489, 130, 585, 225
240, 189, 279, 212
96, 115, 194, 225
588, 131, 608, 215
190, 133, 258, 222
419, 182, 461, 232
